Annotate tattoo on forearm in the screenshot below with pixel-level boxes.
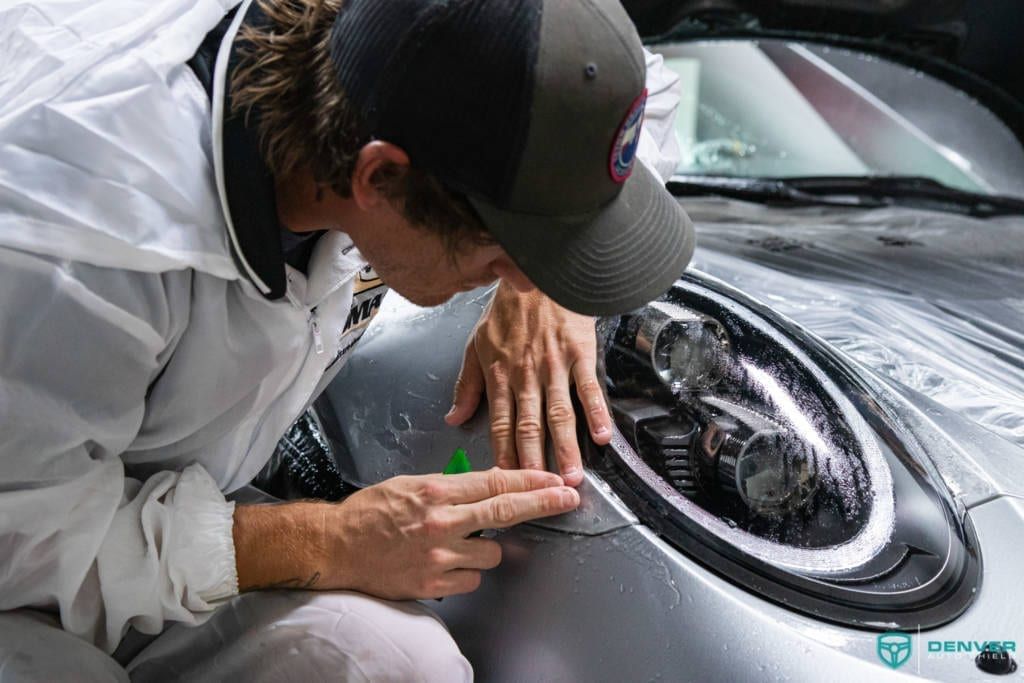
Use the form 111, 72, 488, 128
252, 572, 321, 591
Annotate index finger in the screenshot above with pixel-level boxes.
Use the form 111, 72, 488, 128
441, 467, 564, 505
454, 486, 580, 534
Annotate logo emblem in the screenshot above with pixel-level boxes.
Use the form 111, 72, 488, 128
609, 89, 647, 183
877, 632, 913, 669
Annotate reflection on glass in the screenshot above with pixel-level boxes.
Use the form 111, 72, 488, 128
655, 40, 1024, 195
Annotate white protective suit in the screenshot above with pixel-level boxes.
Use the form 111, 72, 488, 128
0, 0, 683, 676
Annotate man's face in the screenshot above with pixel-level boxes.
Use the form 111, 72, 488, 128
353, 200, 533, 307
275, 142, 536, 305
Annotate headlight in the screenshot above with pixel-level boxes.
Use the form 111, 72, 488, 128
591, 273, 979, 629
633, 300, 731, 391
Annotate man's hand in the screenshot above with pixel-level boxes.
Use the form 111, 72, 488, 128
233, 468, 579, 599
444, 284, 613, 487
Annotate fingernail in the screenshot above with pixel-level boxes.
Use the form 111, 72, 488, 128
562, 487, 580, 506
445, 405, 456, 417
564, 467, 581, 482
594, 425, 610, 437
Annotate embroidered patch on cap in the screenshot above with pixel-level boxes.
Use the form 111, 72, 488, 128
609, 89, 647, 183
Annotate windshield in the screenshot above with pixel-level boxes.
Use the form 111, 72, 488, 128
652, 40, 1024, 198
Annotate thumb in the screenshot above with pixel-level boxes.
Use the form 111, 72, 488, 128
445, 339, 485, 426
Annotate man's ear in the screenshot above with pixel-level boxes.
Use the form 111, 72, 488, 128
350, 141, 411, 211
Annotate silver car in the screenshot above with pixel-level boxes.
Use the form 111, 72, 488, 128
276, 3, 1024, 680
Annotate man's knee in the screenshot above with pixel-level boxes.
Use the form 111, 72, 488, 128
346, 593, 473, 683
128, 591, 471, 683
279, 591, 472, 683
0, 611, 128, 683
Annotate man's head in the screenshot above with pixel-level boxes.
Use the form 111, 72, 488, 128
231, 0, 491, 251
233, 0, 693, 314
273, 139, 533, 307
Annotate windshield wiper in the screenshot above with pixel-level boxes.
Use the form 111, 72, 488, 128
667, 175, 1024, 218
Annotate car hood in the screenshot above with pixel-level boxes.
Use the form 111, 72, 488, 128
684, 198, 1024, 451
624, 0, 1024, 145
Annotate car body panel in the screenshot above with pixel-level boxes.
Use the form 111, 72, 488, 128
687, 200, 1024, 453
426, 493, 1023, 682
320, 247, 1024, 680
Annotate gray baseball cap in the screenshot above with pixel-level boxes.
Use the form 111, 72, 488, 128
331, 0, 694, 315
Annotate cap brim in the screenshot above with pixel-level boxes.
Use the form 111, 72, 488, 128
468, 162, 695, 316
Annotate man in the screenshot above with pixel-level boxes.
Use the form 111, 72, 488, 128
0, 0, 693, 679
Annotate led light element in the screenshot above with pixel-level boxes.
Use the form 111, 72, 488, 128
634, 301, 731, 392
696, 397, 818, 517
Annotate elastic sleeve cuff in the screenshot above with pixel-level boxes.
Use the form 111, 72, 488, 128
172, 464, 239, 607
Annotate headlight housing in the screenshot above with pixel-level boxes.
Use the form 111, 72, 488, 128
591, 273, 979, 629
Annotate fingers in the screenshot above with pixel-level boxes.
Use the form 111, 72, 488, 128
453, 485, 580, 536
432, 569, 483, 597
445, 339, 485, 426
544, 372, 584, 487
512, 355, 546, 471
432, 537, 502, 571
485, 361, 517, 470
432, 467, 563, 505
571, 354, 613, 446
451, 289, 607, 481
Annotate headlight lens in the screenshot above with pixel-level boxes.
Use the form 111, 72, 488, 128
634, 301, 731, 391
592, 273, 979, 629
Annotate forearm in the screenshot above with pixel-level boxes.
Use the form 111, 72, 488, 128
233, 501, 333, 592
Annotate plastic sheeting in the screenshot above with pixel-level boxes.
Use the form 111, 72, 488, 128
686, 198, 1024, 448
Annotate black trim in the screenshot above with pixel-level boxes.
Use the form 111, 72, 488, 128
188, 4, 289, 299
666, 174, 1024, 218
186, 8, 236, 99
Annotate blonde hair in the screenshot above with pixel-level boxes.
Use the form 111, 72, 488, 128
231, 0, 362, 196
230, 0, 489, 251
